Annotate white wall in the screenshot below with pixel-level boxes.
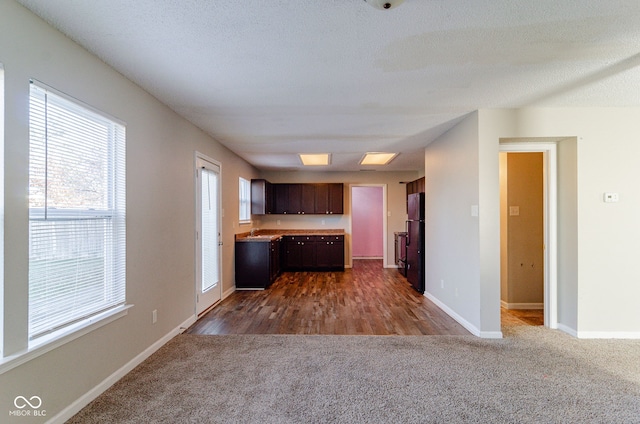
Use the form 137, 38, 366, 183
432, 107, 640, 338
424, 112, 486, 335
257, 170, 420, 268
0, 1, 258, 421
511, 108, 640, 337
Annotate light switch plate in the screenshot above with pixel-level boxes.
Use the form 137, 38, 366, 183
509, 206, 520, 216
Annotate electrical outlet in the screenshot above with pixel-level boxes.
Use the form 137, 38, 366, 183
152, 309, 157, 324
441, 279, 444, 289
455, 288, 459, 297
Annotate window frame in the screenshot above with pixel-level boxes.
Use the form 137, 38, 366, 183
26, 81, 128, 348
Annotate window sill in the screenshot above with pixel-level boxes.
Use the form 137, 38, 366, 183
0, 304, 133, 375
239, 220, 252, 225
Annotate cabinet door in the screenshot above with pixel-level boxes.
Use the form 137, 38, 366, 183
300, 184, 315, 214
251, 179, 272, 215
316, 235, 344, 269
235, 241, 271, 289
273, 184, 289, 214
316, 236, 332, 268
315, 184, 329, 214
300, 236, 317, 269
328, 183, 343, 214
314, 183, 343, 214
330, 241, 344, 269
284, 236, 302, 269
288, 184, 302, 214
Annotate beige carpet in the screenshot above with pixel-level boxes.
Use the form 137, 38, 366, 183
68, 327, 640, 423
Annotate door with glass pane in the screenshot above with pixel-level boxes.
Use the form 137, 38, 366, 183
196, 155, 222, 315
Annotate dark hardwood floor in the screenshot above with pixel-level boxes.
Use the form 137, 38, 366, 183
188, 259, 471, 336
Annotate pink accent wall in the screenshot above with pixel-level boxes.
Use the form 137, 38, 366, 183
352, 186, 384, 258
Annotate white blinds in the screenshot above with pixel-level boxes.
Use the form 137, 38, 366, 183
28, 82, 126, 340
239, 177, 251, 222
201, 168, 219, 292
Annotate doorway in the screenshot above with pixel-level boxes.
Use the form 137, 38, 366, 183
350, 185, 387, 267
195, 153, 222, 315
499, 142, 557, 329
500, 152, 544, 326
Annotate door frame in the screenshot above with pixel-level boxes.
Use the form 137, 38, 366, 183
194, 151, 223, 316
349, 184, 388, 268
499, 142, 557, 328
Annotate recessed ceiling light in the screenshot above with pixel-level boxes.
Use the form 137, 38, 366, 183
299, 153, 331, 166
359, 152, 398, 166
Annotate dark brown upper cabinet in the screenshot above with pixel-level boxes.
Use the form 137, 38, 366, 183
251, 180, 343, 215
251, 179, 273, 215
315, 183, 343, 215
272, 183, 289, 214
405, 177, 425, 213
301, 184, 316, 214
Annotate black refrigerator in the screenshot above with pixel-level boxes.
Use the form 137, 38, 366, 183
406, 193, 425, 293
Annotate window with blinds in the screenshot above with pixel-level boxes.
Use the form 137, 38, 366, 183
239, 177, 251, 223
28, 81, 126, 341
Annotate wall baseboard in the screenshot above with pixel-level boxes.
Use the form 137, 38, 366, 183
576, 330, 640, 339
222, 286, 236, 300
48, 315, 197, 424
501, 301, 544, 310
556, 323, 578, 337
424, 293, 503, 339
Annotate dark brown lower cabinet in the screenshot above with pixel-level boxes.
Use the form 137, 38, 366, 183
283, 235, 344, 271
284, 235, 313, 269
235, 238, 281, 289
236, 234, 344, 289
316, 235, 344, 270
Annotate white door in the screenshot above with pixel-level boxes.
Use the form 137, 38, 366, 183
196, 154, 222, 315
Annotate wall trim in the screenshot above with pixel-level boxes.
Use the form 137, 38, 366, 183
223, 286, 236, 300
425, 293, 503, 339
557, 323, 578, 337
48, 315, 197, 424
501, 301, 544, 310
499, 142, 558, 329
576, 331, 640, 339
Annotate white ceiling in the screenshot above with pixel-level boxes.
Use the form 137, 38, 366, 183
16, 0, 640, 172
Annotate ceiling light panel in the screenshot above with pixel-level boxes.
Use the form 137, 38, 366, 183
359, 152, 398, 166
299, 153, 331, 166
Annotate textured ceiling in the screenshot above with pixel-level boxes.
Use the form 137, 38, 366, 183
15, 0, 640, 171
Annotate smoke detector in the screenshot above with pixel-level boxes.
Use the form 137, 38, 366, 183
364, 0, 405, 10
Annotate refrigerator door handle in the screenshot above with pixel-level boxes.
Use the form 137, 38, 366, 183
406, 220, 411, 246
